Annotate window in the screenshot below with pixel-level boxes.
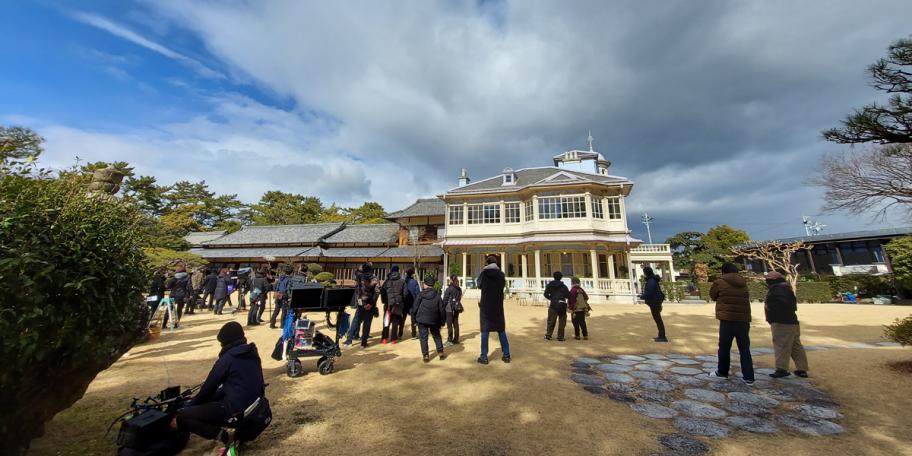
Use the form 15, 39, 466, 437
592, 197, 604, 219
606, 197, 622, 220
468, 203, 500, 224
538, 195, 587, 219
505, 202, 520, 223
524, 199, 534, 221
598, 254, 609, 278
448, 205, 464, 225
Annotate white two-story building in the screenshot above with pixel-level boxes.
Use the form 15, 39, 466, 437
440, 141, 674, 303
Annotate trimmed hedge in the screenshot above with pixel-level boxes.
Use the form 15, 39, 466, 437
697, 280, 834, 303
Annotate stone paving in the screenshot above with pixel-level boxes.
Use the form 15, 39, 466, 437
569, 351, 849, 455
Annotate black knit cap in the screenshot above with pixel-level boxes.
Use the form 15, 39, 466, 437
721, 262, 739, 274
217, 321, 245, 346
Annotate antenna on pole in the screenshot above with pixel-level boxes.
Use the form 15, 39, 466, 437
587, 130, 595, 152
802, 216, 826, 236
642, 212, 654, 244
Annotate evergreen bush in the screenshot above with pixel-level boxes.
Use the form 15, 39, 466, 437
884, 315, 912, 346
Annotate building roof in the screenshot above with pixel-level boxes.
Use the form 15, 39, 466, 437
192, 246, 309, 259
552, 150, 609, 165
322, 223, 399, 244
313, 247, 392, 258
385, 198, 446, 219
202, 223, 344, 246
759, 226, 912, 245
445, 167, 629, 196
184, 231, 227, 246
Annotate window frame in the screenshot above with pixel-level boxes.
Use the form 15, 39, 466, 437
605, 197, 622, 220
524, 199, 534, 222
592, 197, 604, 219
448, 205, 464, 225
538, 195, 587, 219
504, 202, 521, 224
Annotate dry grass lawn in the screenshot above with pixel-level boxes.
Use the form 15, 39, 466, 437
30, 301, 912, 456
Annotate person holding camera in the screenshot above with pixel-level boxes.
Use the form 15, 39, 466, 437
174, 322, 269, 449
543, 271, 570, 341
380, 265, 407, 344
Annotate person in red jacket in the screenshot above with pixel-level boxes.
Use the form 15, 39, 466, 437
568, 277, 590, 340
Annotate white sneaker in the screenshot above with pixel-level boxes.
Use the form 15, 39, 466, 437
708, 371, 727, 379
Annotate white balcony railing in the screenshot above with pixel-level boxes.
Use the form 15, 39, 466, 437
630, 244, 671, 253
502, 277, 633, 295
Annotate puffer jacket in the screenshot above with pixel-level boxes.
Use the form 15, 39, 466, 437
382, 271, 407, 317
765, 278, 798, 324
710, 273, 751, 322
166, 273, 194, 303
544, 279, 570, 310
414, 287, 446, 327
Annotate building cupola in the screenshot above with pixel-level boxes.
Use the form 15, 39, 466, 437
502, 167, 516, 186
553, 131, 611, 175
458, 168, 471, 187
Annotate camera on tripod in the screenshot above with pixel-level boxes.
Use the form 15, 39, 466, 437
112, 384, 199, 456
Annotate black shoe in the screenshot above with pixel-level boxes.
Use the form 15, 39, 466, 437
743, 378, 755, 386
557, 338, 565, 342
438, 352, 447, 360
544, 336, 552, 341
654, 336, 669, 342
423, 354, 430, 363
269, 324, 276, 329
794, 370, 809, 378
770, 369, 791, 379
477, 357, 489, 365
361, 343, 369, 348
574, 336, 581, 340
502, 355, 511, 363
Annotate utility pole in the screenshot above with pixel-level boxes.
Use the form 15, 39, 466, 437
642, 212, 654, 244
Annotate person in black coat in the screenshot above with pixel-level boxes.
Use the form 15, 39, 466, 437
247, 268, 269, 326
414, 275, 447, 362
640, 266, 668, 342
175, 322, 268, 444
543, 271, 570, 341
442, 275, 463, 344
201, 269, 218, 309
764, 271, 809, 378
149, 267, 167, 316
164, 265, 194, 329
477, 255, 510, 364
381, 266, 407, 344
213, 270, 230, 315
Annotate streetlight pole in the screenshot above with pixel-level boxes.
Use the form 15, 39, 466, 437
641, 212, 654, 244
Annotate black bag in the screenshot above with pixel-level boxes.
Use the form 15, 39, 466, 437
270, 338, 284, 361
235, 397, 272, 443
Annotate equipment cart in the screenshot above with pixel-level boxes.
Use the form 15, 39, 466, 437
283, 284, 356, 377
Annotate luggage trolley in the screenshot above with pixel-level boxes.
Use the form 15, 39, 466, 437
283, 284, 356, 377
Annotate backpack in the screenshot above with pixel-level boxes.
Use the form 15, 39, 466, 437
170, 277, 189, 301
655, 281, 666, 305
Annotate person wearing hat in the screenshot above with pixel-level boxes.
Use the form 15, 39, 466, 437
709, 262, 755, 385
413, 274, 447, 362
175, 322, 267, 446
764, 271, 809, 378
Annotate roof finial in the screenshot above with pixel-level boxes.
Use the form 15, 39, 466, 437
587, 130, 594, 152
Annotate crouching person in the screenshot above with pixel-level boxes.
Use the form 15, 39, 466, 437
175, 322, 271, 452
415, 275, 447, 363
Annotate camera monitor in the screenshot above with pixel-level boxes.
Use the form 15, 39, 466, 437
288, 285, 324, 310
323, 287, 356, 311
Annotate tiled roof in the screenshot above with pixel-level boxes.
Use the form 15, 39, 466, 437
184, 231, 227, 246
314, 247, 392, 258
203, 223, 343, 246
754, 227, 912, 245
386, 198, 446, 219
381, 245, 444, 258
193, 247, 309, 259
446, 167, 628, 195
323, 223, 399, 244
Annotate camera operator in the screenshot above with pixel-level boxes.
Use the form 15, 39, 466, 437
174, 322, 268, 446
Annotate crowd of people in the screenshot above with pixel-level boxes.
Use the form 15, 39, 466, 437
149, 256, 811, 453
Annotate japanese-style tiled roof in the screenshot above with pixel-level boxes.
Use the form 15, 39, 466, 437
322, 223, 399, 244
184, 231, 227, 246
312, 247, 392, 258
202, 223, 344, 246
446, 167, 629, 195
750, 226, 912, 246
192, 246, 309, 259
385, 198, 446, 219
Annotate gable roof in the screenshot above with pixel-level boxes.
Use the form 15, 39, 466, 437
184, 231, 227, 247
322, 223, 399, 244
202, 223, 343, 247
385, 198, 446, 219
445, 167, 629, 195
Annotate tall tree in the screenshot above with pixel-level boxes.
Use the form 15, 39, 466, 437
816, 38, 912, 219
347, 201, 387, 224
667, 225, 750, 280
0, 126, 43, 167
248, 191, 324, 225
666, 231, 706, 273
122, 175, 168, 217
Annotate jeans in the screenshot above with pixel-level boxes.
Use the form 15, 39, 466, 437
571, 311, 588, 338
771, 323, 809, 371
214, 297, 228, 314
446, 312, 460, 343
247, 297, 261, 325
188, 289, 201, 313
419, 324, 444, 355
389, 314, 404, 342
480, 330, 510, 359
176, 403, 229, 441
545, 306, 567, 340
270, 298, 288, 328
649, 304, 666, 338
717, 320, 755, 381
346, 306, 374, 346
201, 290, 214, 309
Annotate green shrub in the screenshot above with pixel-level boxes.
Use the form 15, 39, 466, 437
306, 263, 323, 280
0, 173, 149, 453
884, 315, 912, 346
663, 281, 688, 302
313, 271, 335, 287
826, 274, 893, 298
697, 280, 834, 303
142, 247, 206, 271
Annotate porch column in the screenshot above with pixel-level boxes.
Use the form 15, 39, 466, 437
500, 252, 507, 273
534, 249, 542, 285
461, 252, 467, 286
590, 249, 599, 281
668, 260, 677, 282
607, 253, 616, 279
521, 253, 528, 278
443, 251, 449, 275
626, 252, 637, 304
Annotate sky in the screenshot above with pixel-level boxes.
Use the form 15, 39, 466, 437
2, 0, 911, 242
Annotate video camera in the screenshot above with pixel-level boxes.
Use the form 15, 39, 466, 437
111, 384, 199, 456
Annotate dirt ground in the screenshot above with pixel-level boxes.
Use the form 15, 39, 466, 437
30, 301, 912, 456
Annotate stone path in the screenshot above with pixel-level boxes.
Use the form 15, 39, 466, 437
570, 349, 851, 455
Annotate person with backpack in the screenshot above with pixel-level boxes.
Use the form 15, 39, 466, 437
247, 267, 268, 326
345, 263, 380, 348
543, 271, 570, 341
764, 271, 809, 378
477, 255, 510, 364
442, 274, 463, 344
414, 275, 448, 363
709, 262, 755, 385
270, 264, 294, 329
381, 265, 407, 344
403, 267, 421, 340
213, 269, 230, 315
641, 266, 668, 342
568, 277, 590, 340
164, 263, 194, 328
202, 268, 218, 310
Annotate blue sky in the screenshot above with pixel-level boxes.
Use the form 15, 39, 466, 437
3, 0, 911, 242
